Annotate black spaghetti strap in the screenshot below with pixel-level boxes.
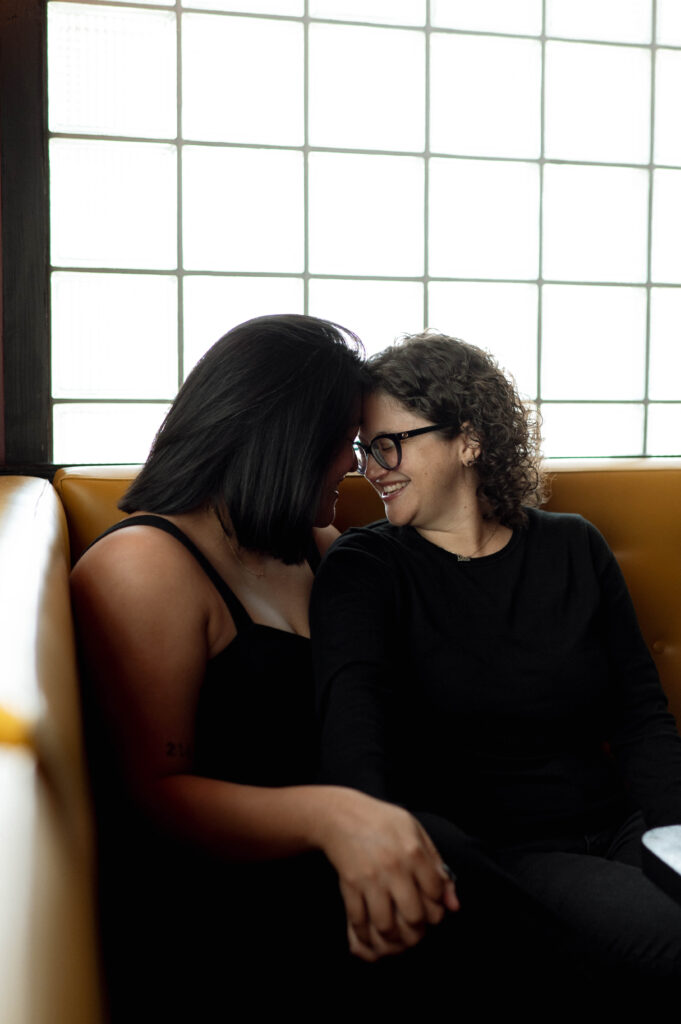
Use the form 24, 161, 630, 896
95, 515, 253, 633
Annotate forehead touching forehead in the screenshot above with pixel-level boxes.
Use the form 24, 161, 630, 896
360, 390, 430, 439
346, 397, 362, 432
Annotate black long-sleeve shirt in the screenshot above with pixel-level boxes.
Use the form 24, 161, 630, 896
311, 509, 681, 841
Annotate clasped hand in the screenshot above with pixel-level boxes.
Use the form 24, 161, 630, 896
319, 789, 460, 962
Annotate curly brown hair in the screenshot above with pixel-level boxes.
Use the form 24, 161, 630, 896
366, 332, 546, 528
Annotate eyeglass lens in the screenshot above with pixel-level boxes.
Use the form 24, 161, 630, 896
373, 436, 399, 468
353, 436, 400, 474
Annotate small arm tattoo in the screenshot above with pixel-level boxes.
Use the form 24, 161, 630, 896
165, 741, 193, 759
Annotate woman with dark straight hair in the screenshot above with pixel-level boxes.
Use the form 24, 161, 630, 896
71, 315, 457, 1017
120, 313, 365, 563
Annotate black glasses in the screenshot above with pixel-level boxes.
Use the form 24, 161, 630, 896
353, 424, 447, 475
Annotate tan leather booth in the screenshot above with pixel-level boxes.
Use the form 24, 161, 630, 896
52, 458, 681, 729
0, 476, 104, 1024
2, 459, 681, 1022
543, 459, 681, 731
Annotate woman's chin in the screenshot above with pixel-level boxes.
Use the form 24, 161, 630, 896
314, 492, 339, 528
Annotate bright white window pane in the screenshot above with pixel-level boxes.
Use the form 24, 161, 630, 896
309, 0, 425, 25
183, 1, 302, 13
652, 170, 681, 283
543, 165, 648, 283
647, 405, 681, 455
308, 279, 423, 357
544, 42, 650, 164
53, 403, 169, 464
183, 276, 304, 376
98, 1, 172, 6
657, 0, 681, 45
541, 403, 644, 457
183, 147, 303, 272
542, 286, 646, 400
428, 282, 538, 398
183, 15, 303, 145
52, 273, 177, 399
431, 0, 541, 35
649, 289, 681, 399
309, 24, 424, 152
48, 4, 176, 138
309, 153, 424, 276
655, 51, 681, 167
50, 139, 177, 270
429, 159, 539, 280
546, 0, 652, 43
430, 35, 540, 159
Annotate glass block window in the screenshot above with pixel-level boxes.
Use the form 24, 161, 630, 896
47, 0, 681, 461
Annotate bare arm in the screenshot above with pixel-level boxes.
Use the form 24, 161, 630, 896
72, 525, 457, 959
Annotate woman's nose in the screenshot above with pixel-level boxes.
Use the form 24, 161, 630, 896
365, 451, 383, 482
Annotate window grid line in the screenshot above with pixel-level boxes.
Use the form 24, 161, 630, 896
48, 0, 681, 51
47, 265, 681, 289
303, 0, 310, 316
45, 130, 681, 174
536, 0, 546, 408
176, 0, 184, 388
644, 0, 658, 455
54, 397, 174, 404
51, 396, 681, 408
46, 1, 681, 460
423, 0, 431, 330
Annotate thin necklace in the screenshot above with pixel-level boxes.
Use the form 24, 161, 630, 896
455, 521, 499, 562
225, 532, 266, 578
214, 506, 266, 579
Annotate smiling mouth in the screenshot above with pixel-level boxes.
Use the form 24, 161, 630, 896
379, 481, 408, 501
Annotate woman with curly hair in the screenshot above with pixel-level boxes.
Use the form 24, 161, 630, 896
310, 332, 681, 991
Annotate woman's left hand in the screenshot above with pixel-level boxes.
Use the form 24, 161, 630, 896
311, 786, 459, 961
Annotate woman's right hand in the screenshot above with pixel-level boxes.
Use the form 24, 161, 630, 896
313, 787, 459, 962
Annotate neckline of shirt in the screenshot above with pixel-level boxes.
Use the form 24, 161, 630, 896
407, 520, 524, 564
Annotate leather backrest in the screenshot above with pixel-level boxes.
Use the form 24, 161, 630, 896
53, 460, 681, 728
542, 460, 681, 729
0, 476, 104, 1024
53, 465, 134, 562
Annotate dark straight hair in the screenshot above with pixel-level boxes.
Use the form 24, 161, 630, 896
121, 314, 365, 563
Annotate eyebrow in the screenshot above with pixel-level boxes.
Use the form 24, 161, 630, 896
357, 429, 391, 443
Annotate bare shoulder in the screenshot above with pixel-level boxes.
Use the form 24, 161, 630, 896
70, 521, 218, 785
72, 521, 200, 605
70, 521, 216, 675
313, 524, 341, 558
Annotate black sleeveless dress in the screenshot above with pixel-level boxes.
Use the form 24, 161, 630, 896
80, 516, 347, 1019
99, 514, 321, 786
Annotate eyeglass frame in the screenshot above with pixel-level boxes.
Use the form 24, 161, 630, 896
353, 423, 450, 475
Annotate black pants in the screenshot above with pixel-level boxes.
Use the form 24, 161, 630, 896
407, 809, 681, 1001
491, 811, 681, 980
102, 812, 681, 1016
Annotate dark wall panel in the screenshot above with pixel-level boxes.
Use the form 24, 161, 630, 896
0, 0, 50, 466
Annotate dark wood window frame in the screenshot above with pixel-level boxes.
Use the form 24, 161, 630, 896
0, 0, 52, 475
